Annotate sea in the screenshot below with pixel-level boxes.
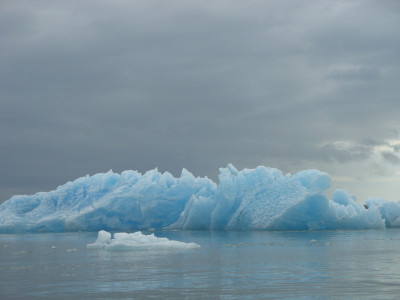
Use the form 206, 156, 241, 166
1, 229, 400, 299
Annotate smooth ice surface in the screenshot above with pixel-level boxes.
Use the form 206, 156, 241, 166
87, 230, 200, 250
0, 164, 397, 233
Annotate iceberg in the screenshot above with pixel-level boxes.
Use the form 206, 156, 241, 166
0, 164, 397, 233
87, 230, 200, 250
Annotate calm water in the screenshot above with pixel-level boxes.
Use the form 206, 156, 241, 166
1, 229, 400, 299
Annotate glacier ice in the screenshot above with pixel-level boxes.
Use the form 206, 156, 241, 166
87, 230, 200, 250
0, 164, 397, 233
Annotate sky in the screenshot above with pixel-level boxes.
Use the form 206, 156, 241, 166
1, 0, 399, 204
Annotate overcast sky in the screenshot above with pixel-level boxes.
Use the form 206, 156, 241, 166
1, 0, 399, 203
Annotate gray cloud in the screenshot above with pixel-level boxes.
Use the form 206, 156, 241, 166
1, 0, 400, 202
318, 143, 373, 163
326, 66, 381, 81
381, 151, 400, 165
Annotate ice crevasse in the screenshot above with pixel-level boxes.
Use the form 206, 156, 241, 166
0, 164, 398, 233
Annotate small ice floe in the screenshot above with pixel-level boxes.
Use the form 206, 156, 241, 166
87, 230, 200, 251
66, 248, 78, 252
51, 245, 57, 249
223, 242, 251, 247
14, 250, 32, 255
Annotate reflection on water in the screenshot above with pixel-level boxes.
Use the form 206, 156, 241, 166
1, 229, 400, 299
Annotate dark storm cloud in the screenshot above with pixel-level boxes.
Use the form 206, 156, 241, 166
1, 0, 400, 202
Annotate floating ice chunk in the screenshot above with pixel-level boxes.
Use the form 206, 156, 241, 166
66, 248, 78, 252
87, 230, 112, 249
87, 230, 200, 250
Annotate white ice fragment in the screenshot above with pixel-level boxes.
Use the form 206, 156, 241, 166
87, 230, 200, 250
227, 163, 239, 176
96, 230, 112, 244
86, 230, 111, 249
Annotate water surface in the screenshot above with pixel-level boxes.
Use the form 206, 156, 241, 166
1, 229, 400, 299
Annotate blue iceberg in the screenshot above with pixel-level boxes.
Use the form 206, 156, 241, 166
0, 164, 396, 233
